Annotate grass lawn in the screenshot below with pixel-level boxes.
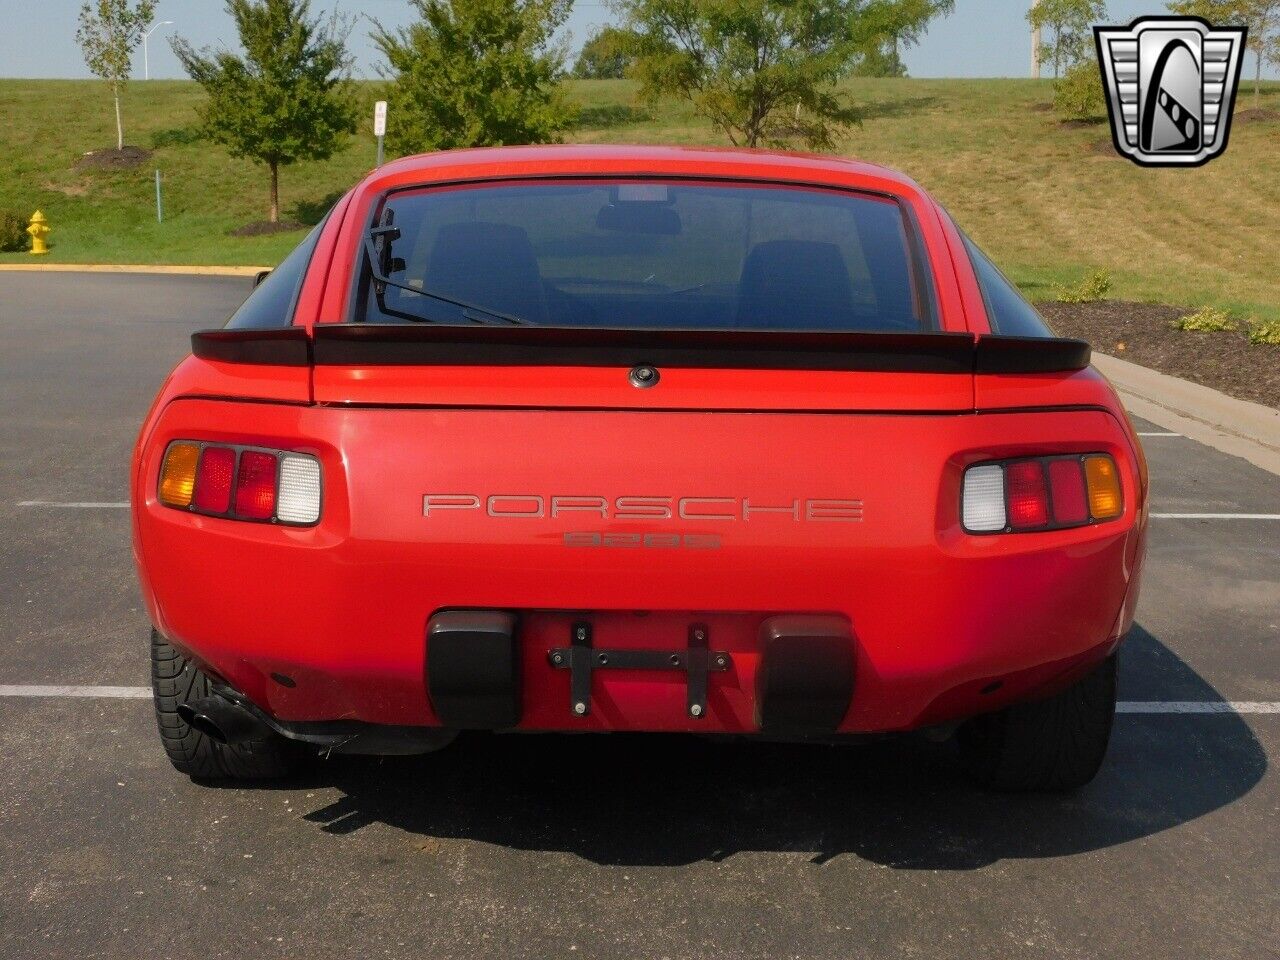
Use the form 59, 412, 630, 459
1, 76, 1277, 319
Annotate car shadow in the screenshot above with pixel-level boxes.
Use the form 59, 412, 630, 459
277, 623, 1265, 869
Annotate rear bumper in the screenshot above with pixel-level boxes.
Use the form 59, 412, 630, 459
142, 575, 1133, 737
137, 543, 1140, 735
133, 400, 1146, 734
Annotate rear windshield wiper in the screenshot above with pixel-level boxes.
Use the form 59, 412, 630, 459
363, 215, 530, 326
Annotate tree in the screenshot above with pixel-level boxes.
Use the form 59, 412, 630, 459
573, 25, 637, 78
851, 0, 954, 76
1170, 0, 1280, 110
171, 0, 357, 224
373, 0, 574, 156
616, 0, 951, 151
1027, 0, 1107, 78
76, 0, 157, 151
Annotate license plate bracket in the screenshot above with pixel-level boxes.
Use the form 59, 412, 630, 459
548, 620, 732, 719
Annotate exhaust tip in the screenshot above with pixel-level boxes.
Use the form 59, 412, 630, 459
177, 701, 230, 743
178, 697, 268, 745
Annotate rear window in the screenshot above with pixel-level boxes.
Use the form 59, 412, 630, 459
226, 217, 327, 329
960, 233, 1056, 338
354, 180, 936, 332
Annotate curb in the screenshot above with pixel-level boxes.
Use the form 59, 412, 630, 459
1092, 353, 1280, 477
0, 263, 268, 277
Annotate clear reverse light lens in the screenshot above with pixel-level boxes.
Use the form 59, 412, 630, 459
276, 454, 322, 524
962, 464, 1006, 532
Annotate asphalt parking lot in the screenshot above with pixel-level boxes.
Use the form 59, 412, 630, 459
0, 271, 1277, 959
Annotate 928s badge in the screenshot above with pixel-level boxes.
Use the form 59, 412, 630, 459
1094, 16, 1247, 167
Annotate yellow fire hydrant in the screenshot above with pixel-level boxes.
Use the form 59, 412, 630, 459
27, 210, 50, 255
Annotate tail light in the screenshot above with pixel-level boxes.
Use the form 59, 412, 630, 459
961, 454, 1122, 534
158, 441, 321, 525
1005, 460, 1049, 529
158, 442, 200, 507
1084, 455, 1122, 519
192, 446, 235, 513
234, 451, 278, 520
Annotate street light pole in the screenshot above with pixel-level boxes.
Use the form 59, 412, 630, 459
142, 21, 174, 80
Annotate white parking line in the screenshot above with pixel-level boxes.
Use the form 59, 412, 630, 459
16, 501, 129, 508
1117, 702, 1280, 714
1137, 431, 1182, 437
1151, 513, 1280, 520
0, 686, 1277, 713
0, 685, 151, 698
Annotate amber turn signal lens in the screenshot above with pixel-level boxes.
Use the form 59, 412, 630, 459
1084, 454, 1122, 520
159, 442, 201, 507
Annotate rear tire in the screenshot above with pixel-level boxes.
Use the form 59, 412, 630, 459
151, 629, 300, 780
958, 653, 1117, 792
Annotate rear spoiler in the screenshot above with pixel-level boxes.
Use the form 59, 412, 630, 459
191, 325, 1091, 374
190, 327, 311, 366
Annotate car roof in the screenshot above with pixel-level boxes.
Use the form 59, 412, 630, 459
360, 143, 927, 200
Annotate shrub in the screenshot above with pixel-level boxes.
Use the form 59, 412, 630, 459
1053, 269, 1111, 303
0, 210, 28, 252
1055, 59, 1106, 122
1171, 306, 1237, 332
1247, 317, 1280, 345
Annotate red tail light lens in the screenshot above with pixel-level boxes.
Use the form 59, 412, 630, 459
1006, 460, 1049, 529
192, 446, 235, 514
962, 453, 1121, 534
1048, 458, 1088, 525
234, 450, 279, 520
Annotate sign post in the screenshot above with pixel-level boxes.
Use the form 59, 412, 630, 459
374, 100, 387, 168
155, 169, 163, 224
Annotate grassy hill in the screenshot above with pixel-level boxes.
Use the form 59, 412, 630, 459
2, 77, 1277, 319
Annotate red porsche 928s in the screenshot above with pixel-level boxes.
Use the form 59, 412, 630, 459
132, 145, 1147, 791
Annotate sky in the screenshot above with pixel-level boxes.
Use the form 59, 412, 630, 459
0, 0, 1275, 81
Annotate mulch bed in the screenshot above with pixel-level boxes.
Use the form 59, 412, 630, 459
74, 146, 152, 170
228, 220, 306, 237
1037, 300, 1279, 409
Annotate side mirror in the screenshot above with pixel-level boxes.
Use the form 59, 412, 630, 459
253, 269, 271, 288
